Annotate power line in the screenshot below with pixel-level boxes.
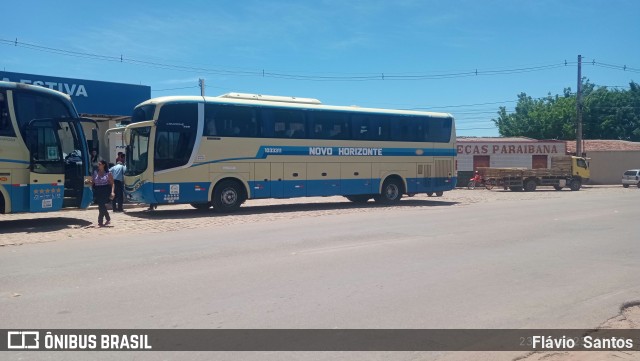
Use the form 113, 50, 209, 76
586, 59, 640, 74
152, 85, 200, 92
0, 37, 578, 82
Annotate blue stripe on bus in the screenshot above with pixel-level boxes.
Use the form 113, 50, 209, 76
191, 146, 456, 167
134, 177, 457, 205
0, 158, 30, 165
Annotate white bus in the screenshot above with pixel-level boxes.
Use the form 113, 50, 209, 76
0, 81, 98, 214
122, 92, 456, 212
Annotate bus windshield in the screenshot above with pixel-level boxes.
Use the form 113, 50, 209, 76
126, 126, 150, 176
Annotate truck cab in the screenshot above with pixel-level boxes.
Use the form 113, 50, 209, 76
572, 156, 590, 182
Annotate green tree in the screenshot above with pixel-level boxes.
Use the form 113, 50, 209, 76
492, 80, 640, 141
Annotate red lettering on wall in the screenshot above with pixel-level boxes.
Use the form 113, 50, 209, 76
509, 145, 516, 154
457, 145, 463, 154
482, 145, 488, 154
493, 145, 500, 154
528, 145, 535, 154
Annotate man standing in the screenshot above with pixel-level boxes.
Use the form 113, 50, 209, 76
109, 160, 126, 212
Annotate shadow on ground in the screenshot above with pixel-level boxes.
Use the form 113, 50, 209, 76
0, 217, 92, 234
125, 198, 460, 220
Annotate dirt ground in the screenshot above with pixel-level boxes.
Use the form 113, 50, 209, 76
1, 185, 638, 360
0, 185, 633, 247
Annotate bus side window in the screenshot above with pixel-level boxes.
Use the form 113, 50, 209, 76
0, 93, 16, 137
206, 118, 217, 136
204, 104, 218, 136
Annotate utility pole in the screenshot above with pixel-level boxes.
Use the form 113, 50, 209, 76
576, 55, 583, 157
199, 78, 205, 97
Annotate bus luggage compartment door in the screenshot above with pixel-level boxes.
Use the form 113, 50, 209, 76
270, 163, 284, 198
283, 163, 306, 198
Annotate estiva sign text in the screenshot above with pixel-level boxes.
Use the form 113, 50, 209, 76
0, 71, 150, 116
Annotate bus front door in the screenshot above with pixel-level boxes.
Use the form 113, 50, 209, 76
26, 122, 65, 212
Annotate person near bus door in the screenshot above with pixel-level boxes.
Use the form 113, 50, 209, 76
91, 160, 115, 226
110, 159, 126, 212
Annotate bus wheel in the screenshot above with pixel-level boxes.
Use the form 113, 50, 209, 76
374, 178, 403, 204
190, 202, 211, 210
0, 193, 5, 214
213, 180, 245, 213
426, 192, 434, 197
435, 191, 443, 197
554, 185, 563, 191
345, 195, 371, 203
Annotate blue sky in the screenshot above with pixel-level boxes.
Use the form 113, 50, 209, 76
2, 0, 639, 136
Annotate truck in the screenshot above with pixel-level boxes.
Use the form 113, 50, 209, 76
477, 156, 590, 192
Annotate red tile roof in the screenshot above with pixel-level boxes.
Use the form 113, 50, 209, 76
566, 140, 640, 152
457, 137, 564, 143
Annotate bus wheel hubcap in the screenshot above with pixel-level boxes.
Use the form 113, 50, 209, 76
221, 189, 237, 205
386, 185, 398, 199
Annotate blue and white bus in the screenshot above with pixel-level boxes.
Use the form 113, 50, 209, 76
122, 92, 456, 212
0, 81, 98, 214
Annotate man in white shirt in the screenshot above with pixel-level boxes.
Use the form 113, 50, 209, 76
109, 160, 126, 212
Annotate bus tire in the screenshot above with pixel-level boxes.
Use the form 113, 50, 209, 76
569, 179, 582, 191
426, 192, 434, 197
0, 193, 5, 214
435, 191, 444, 197
554, 185, 563, 191
374, 178, 403, 204
213, 180, 246, 213
191, 202, 211, 210
524, 179, 537, 192
345, 195, 371, 203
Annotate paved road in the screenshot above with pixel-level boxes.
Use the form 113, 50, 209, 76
1, 189, 638, 360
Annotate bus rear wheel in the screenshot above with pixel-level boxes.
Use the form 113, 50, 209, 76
374, 178, 403, 204
213, 180, 246, 213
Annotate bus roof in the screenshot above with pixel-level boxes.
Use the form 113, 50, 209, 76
135, 93, 453, 119
0, 80, 74, 103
